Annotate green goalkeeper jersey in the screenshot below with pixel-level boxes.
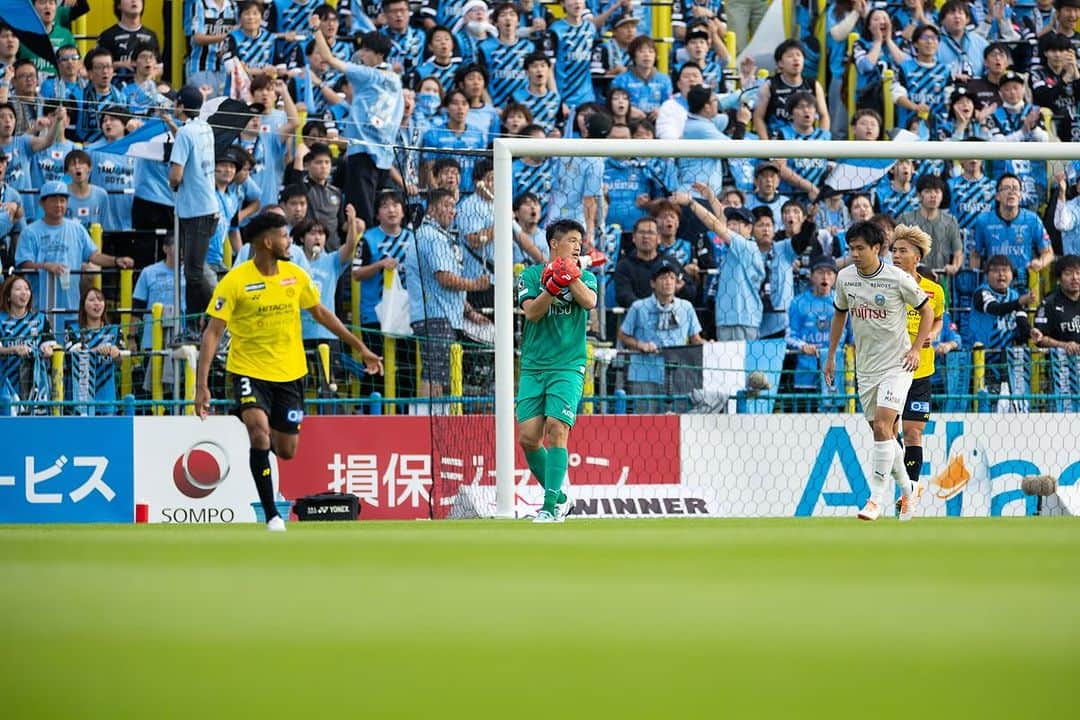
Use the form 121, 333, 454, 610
516, 263, 598, 372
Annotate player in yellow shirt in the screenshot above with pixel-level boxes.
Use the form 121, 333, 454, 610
889, 225, 944, 521
195, 211, 382, 531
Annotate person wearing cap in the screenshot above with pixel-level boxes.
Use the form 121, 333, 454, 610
480, 3, 537, 107
63, 149, 110, 231
453, 0, 497, 65
172, 83, 223, 332
15, 180, 133, 334
206, 148, 243, 274
1031, 31, 1080, 142
898, 176, 962, 275
312, 18, 404, 229
611, 35, 673, 116
744, 162, 790, 230
786, 254, 839, 411
197, 210, 382, 532
987, 70, 1049, 208
67, 47, 125, 144
548, 0, 598, 108
937, 87, 993, 141
753, 39, 830, 140
617, 259, 703, 413
591, 11, 636, 98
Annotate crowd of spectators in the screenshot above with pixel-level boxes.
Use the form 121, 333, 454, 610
1, 0, 1080, 415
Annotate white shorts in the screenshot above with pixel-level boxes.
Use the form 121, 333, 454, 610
859, 370, 914, 421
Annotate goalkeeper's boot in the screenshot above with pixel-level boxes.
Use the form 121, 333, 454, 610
533, 509, 557, 523
555, 492, 571, 522
898, 482, 923, 522
856, 500, 881, 521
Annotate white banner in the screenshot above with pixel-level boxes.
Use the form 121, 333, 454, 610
680, 414, 1080, 518
452, 485, 723, 519
133, 417, 275, 523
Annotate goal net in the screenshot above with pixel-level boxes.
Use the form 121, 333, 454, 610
425, 137, 1080, 520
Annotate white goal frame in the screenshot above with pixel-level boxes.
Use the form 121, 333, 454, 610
492, 138, 1080, 518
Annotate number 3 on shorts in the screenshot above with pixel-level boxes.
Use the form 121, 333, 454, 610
239, 376, 253, 398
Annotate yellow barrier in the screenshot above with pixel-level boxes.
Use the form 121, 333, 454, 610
170, 0, 184, 87
582, 343, 595, 415
384, 336, 397, 415
317, 342, 332, 391
882, 69, 894, 133
182, 347, 196, 416
51, 350, 64, 417
119, 268, 133, 399
844, 344, 856, 414
971, 343, 985, 411
90, 223, 103, 291
350, 277, 361, 404
724, 31, 737, 79
151, 303, 164, 416
783, 0, 794, 40
815, 0, 827, 88
653, 1, 673, 76
845, 33, 858, 139
449, 343, 463, 416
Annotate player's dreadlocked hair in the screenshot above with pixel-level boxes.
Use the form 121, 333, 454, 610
891, 224, 932, 260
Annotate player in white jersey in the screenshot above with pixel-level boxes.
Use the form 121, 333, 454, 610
824, 221, 934, 521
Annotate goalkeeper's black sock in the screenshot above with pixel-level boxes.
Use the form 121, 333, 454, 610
904, 445, 923, 486
250, 447, 278, 521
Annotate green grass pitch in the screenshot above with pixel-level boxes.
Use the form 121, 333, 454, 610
2, 518, 1078, 719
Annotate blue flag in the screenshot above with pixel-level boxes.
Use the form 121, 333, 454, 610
93, 118, 172, 161
0, 0, 55, 68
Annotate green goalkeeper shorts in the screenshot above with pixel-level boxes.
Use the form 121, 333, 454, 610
516, 368, 585, 427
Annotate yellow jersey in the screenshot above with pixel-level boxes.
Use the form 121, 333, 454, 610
906, 274, 945, 380
207, 260, 320, 382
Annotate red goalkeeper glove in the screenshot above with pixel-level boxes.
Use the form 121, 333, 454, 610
540, 263, 554, 288
551, 256, 581, 286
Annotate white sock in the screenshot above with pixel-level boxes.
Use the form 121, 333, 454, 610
870, 440, 893, 504
892, 442, 911, 498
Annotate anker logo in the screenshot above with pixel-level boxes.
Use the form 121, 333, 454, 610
173, 441, 231, 499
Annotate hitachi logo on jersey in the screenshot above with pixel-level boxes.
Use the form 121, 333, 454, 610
852, 304, 887, 320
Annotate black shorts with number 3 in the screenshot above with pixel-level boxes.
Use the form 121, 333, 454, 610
232, 375, 306, 434
902, 376, 932, 423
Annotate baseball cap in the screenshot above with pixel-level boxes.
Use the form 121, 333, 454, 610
999, 70, 1025, 87
612, 11, 638, 29
39, 180, 70, 199
723, 206, 753, 225
177, 84, 204, 111
810, 255, 838, 273
651, 259, 680, 279
754, 161, 781, 177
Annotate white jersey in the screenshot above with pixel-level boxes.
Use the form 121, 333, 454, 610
834, 261, 928, 383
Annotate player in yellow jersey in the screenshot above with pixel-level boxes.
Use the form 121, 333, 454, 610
889, 225, 944, 521
195, 211, 383, 531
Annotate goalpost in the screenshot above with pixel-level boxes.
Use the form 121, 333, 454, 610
491, 138, 1080, 519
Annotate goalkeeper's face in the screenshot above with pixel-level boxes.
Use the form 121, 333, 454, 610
551, 230, 582, 261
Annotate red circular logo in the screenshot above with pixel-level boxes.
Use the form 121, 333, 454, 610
173, 441, 231, 499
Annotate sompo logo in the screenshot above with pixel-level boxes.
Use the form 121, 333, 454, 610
173, 441, 231, 499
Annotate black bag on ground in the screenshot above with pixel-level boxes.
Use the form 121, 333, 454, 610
292, 493, 360, 521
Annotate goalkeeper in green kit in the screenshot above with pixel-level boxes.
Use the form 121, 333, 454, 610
516, 219, 598, 523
